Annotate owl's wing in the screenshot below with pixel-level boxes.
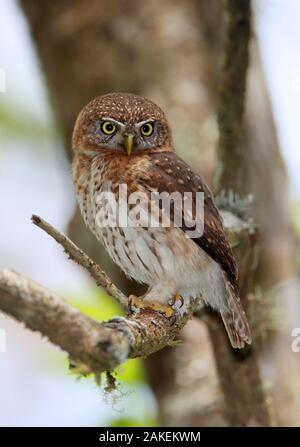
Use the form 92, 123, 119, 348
138, 151, 238, 289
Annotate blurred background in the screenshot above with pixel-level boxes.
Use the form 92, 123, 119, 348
0, 0, 300, 426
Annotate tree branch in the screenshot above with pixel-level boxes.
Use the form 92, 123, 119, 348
0, 210, 254, 377
31, 215, 128, 308
0, 216, 198, 375
0, 268, 193, 374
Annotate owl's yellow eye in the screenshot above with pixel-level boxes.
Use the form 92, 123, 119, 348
101, 121, 117, 135
141, 122, 154, 137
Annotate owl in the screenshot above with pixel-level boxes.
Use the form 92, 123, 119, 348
72, 92, 251, 348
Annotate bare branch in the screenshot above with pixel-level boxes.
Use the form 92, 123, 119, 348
0, 268, 194, 374
0, 216, 199, 374
31, 215, 128, 308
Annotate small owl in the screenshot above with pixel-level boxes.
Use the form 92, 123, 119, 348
72, 93, 251, 348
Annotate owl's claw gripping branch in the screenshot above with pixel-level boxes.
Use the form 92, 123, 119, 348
129, 294, 174, 318
128, 294, 146, 312
169, 293, 184, 309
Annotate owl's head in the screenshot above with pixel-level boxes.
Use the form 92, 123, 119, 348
72, 93, 173, 156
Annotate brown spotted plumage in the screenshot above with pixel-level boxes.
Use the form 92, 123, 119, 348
72, 92, 251, 348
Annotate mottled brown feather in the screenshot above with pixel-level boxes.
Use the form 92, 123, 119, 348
137, 151, 239, 290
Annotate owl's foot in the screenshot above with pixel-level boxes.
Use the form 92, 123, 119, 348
146, 301, 174, 318
129, 294, 145, 312
169, 293, 184, 308
129, 295, 174, 318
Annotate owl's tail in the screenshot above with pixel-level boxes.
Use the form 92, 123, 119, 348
221, 281, 252, 349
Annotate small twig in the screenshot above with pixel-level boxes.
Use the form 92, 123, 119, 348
31, 214, 128, 308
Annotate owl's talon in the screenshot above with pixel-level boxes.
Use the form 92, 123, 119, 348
146, 301, 174, 318
169, 293, 184, 309
129, 295, 174, 318
169, 314, 177, 326
128, 294, 146, 313
175, 293, 184, 308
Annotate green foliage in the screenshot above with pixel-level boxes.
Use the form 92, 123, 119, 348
116, 359, 145, 384
70, 285, 123, 321
0, 101, 56, 140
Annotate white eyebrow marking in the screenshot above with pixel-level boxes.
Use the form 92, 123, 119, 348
100, 117, 126, 127
136, 119, 156, 127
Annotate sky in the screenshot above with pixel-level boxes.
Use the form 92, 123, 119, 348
255, 0, 300, 198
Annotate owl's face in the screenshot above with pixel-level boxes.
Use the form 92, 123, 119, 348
88, 117, 167, 155
72, 93, 173, 156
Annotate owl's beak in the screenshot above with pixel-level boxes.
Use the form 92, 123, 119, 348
124, 133, 134, 156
